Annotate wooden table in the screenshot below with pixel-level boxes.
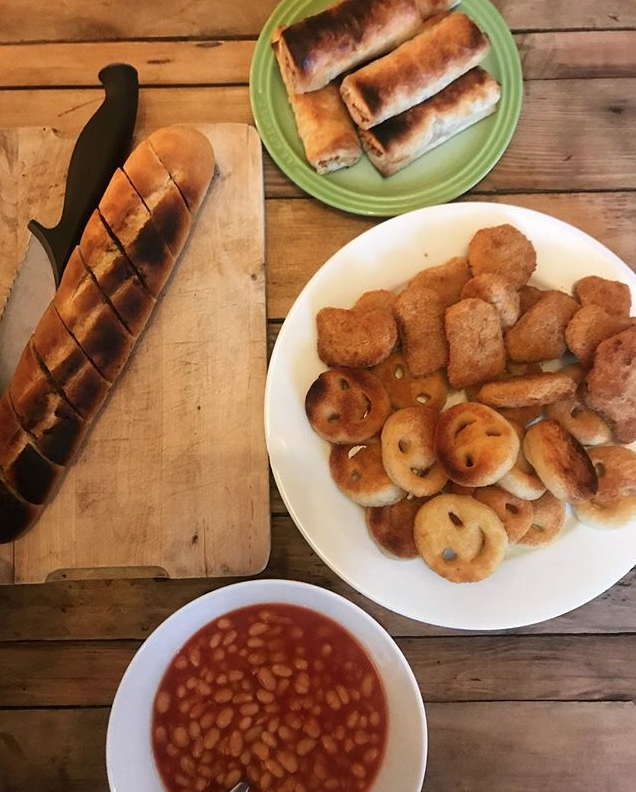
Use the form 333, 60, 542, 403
1, 2, 635, 790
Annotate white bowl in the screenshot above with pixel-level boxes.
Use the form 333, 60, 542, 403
106, 579, 427, 792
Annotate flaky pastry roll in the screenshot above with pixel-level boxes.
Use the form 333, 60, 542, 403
271, 0, 459, 94
359, 67, 501, 177
341, 11, 490, 129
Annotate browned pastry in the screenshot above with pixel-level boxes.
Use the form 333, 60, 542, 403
31, 302, 111, 420
98, 169, 177, 298
54, 247, 134, 381
573, 446, 636, 529
358, 67, 500, 176
381, 406, 447, 496
305, 367, 391, 443
371, 351, 447, 411
366, 496, 427, 558
413, 493, 508, 582
329, 439, 405, 507
316, 305, 397, 368
9, 342, 86, 466
409, 256, 470, 307
0, 393, 62, 506
277, 81, 362, 174
0, 126, 215, 543
497, 421, 546, 501
461, 273, 520, 329
546, 392, 612, 447
468, 224, 537, 289
574, 275, 631, 317
565, 305, 633, 366
271, 0, 452, 94
445, 298, 506, 390
79, 212, 155, 337
517, 491, 566, 547
523, 419, 598, 502
394, 282, 448, 375
505, 290, 580, 362
445, 481, 476, 496
341, 12, 490, 129
477, 372, 576, 409
473, 485, 533, 543
434, 402, 519, 487
583, 326, 636, 443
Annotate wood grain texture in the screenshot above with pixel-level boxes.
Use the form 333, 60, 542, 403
1, 702, 635, 792
1, 31, 635, 87
1, 0, 634, 43
1, 634, 635, 706
1, 124, 269, 583
2, 81, 634, 195
0, 518, 635, 641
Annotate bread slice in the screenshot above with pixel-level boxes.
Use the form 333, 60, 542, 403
445, 298, 505, 390
0, 472, 40, 543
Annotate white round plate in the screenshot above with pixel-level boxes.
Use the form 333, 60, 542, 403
106, 579, 427, 792
265, 202, 636, 630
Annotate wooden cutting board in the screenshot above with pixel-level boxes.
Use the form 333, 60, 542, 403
0, 123, 270, 584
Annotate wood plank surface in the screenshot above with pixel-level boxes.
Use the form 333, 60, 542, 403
1, 31, 635, 87
1, 0, 634, 43
1, 702, 634, 792
1, 81, 635, 196
1, 634, 635, 707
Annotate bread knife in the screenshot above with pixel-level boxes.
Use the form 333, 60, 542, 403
0, 63, 138, 392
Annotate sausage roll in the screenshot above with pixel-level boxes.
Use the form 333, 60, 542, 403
271, 0, 459, 94
341, 11, 490, 129
359, 67, 501, 177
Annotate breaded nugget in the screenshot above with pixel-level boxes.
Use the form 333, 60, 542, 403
518, 285, 545, 315
329, 440, 405, 507
505, 290, 579, 362
584, 326, 636, 443
366, 496, 427, 559
381, 407, 447, 497
305, 367, 391, 443
409, 256, 470, 307
565, 305, 633, 366
523, 419, 598, 502
435, 402, 519, 487
371, 351, 447, 411
316, 305, 397, 367
574, 275, 631, 317
517, 491, 565, 547
460, 273, 520, 328
546, 391, 612, 446
354, 289, 398, 313
573, 446, 636, 529
468, 224, 537, 289
477, 372, 576, 409
445, 298, 506, 390
414, 494, 508, 583
474, 485, 533, 543
395, 283, 448, 376
469, 363, 544, 426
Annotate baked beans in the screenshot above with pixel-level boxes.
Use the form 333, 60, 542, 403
152, 604, 388, 791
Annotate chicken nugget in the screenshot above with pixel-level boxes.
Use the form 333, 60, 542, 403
584, 326, 636, 443
445, 298, 505, 390
353, 289, 398, 313
468, 224, 537, 289
469, 363, 544, 426
574, 275, 631, 317
477, 372, 576, 409
565, 305, 633, 366
518, 285, 545, 315
409, 256, 471, 307
316, 304, 397, 368
461, 273, 520, 328
394, 283, 447, 376
505, 290, 579, 362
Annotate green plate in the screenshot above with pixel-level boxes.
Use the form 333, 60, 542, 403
249, 0, 523, 216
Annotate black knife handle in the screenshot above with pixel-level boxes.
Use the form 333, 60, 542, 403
28, 63, 139, 285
